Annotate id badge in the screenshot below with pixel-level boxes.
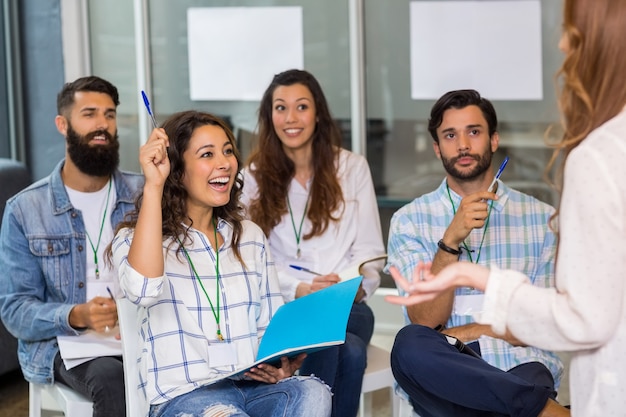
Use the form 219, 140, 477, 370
207, 343, 238, 367
453, 294, 485, 316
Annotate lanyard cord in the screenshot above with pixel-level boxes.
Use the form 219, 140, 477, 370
85, 179, 112, 278
446, 183, 494, 264
180, 218, 223, 340
287, 192, 311, 259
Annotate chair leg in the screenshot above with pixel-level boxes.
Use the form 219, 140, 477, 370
28, 383, 42, 417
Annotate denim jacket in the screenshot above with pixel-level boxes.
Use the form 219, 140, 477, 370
0, 159, 143, 384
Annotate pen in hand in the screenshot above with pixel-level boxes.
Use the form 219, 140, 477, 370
289, 264, 323, 276
106, 286, 115, 300
487, 156, 509, 193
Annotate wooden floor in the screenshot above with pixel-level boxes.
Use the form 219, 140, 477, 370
0, 369, 28, 417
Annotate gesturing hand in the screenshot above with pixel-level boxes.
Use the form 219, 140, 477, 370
384, 262, 490, 307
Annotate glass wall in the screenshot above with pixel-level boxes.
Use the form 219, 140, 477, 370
84, 0, 565, 287
89, 0, 140, 172
364, 1, 563, 202
88, 0, 351, 173
362, 0, 563, 247
0, 4, 10, 159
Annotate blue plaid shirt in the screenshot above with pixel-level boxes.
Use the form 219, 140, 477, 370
387, 179, 563, 387
112, 219, 284, 405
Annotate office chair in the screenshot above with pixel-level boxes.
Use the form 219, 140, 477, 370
358, 344, 400, 417
29, 381, 93, 417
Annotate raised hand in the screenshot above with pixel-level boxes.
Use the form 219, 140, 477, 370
140, 127, 170, 188
444, 191, 497, 247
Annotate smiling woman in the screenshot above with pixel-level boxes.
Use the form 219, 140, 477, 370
108, 110, 332, 417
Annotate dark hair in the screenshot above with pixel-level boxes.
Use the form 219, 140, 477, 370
114, 111, 245, 265
427, 89, 498, 143
246, 69, 344, 238
57, 76, 120, 116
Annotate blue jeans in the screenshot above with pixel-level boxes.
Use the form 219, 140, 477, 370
299, 302, 375, 417
53, 353, 125, 417
149, 376, 331, 417
391, 325, 556, 417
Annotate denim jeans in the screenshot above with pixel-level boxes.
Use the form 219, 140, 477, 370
391, 325, 556, 417
149, 376, 331, 417
53, 353, 125, 417
299, 302, 375, 417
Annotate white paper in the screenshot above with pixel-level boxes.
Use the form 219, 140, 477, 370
409, 1, 543, 100
188, 7, 304, 101
57, 329, 122, 370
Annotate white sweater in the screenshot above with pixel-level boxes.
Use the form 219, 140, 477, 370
480, 108, 626, 416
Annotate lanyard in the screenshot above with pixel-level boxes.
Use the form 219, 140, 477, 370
446, 183, 494, 264
85, 179, 112, 278
180, 218, 224, 341
287, 192, 310, 259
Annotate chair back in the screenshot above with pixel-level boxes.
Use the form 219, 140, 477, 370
116, 297, 147, 417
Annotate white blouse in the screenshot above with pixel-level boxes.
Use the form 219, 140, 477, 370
241, 149, 385, 301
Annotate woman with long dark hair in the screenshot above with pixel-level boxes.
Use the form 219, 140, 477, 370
111, 110, 331, 417
241, 69, 385, 417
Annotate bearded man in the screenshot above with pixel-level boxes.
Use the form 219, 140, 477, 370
0, 76, 143, 417
386, 90, 568, 416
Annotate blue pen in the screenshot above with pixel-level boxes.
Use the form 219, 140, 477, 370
141, 90, 159, 129
106, 286, 115, 300
487, 156, 509, 193
289, 264, 323, 276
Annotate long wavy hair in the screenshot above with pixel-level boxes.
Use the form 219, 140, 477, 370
546, 0, 626, 225
246, 69, 344, 238
112, 111, 245, 264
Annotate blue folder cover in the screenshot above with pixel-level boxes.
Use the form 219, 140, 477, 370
225, 276, 362, 377
256, 276, 362, 361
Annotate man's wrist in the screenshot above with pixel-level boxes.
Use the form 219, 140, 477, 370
437, 239, 461, 256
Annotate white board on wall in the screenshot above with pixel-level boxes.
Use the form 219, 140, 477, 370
410, 0, 543, 100
188, 7, 304, 101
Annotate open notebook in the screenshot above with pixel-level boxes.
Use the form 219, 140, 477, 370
339, 255, 388, 281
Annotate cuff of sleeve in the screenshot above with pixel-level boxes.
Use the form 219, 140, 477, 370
119, 258, 164, 301
473, 265, 528, 335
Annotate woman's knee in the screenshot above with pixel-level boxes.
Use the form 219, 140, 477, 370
284, 376, 332, 416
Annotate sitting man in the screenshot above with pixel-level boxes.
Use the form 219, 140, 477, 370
0, 76, 143, 417
387, 89, 569, 417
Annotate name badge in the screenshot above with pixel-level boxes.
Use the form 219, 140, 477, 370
453, 294, 485, 316
208, 343, 238, 367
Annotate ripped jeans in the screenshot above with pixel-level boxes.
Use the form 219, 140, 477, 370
149, 376, 331, 417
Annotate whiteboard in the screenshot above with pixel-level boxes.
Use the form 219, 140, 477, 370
188, 7, 304, 101
410, 1, 543, 100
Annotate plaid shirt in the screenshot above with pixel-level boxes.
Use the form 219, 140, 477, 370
387, 179, 563, 387
112, 219, 284, 405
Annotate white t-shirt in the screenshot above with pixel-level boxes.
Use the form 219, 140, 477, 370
66, 178, 118, 299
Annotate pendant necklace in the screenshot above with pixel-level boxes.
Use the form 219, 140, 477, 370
85, 179, 112, 279
287, 192, 311, 259
446, 183, 494, 264
180, 218, 224, 341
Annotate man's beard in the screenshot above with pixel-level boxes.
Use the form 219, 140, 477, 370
66, 124, 120, 177
441, 148, 493, 181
